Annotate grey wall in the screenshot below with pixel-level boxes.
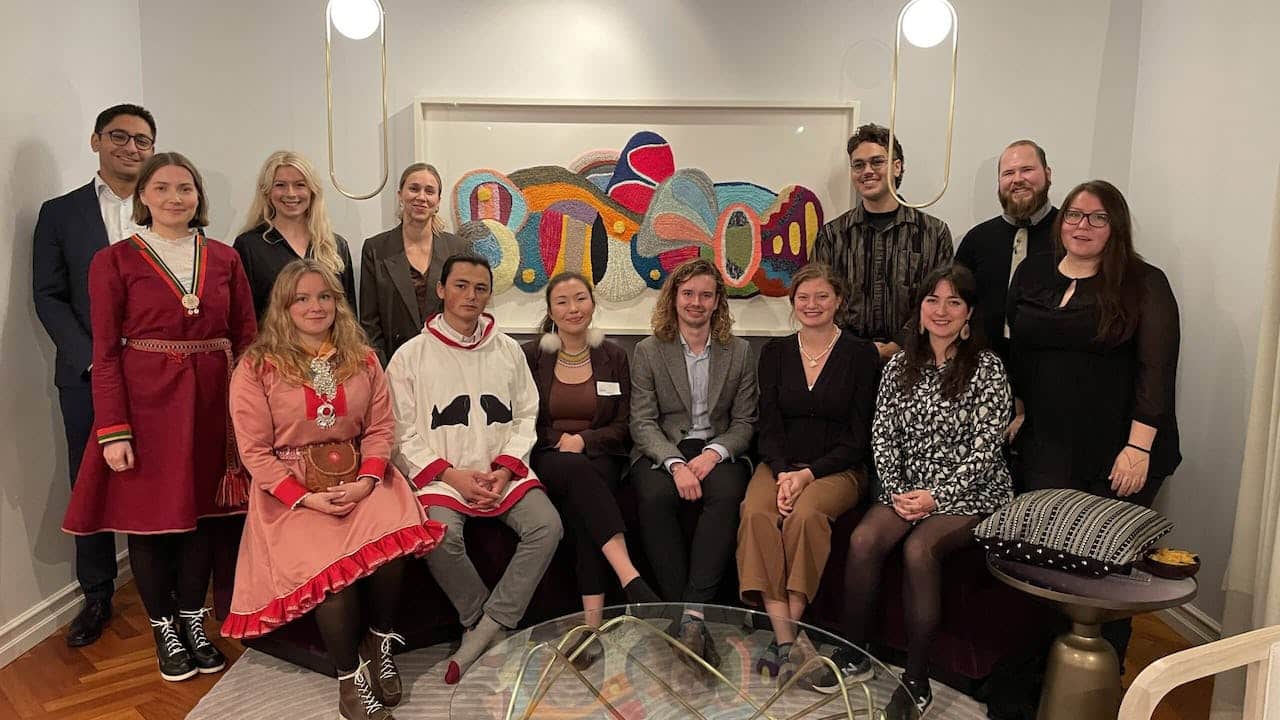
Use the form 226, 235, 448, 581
0, 0, 141, 633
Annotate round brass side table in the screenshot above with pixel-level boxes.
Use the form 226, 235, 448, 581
987, 555, 1196, 720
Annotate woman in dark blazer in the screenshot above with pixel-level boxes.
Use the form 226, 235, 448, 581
521, 272, 658, 666
359, 163, 468, 365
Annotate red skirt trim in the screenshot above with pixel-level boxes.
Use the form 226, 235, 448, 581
222, 520, 446, 639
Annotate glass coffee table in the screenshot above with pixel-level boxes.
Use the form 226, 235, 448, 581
449, 603, 919, 719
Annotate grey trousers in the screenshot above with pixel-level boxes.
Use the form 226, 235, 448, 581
425, 488, 564, 629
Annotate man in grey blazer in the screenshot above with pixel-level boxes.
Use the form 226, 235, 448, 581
630, 258, 758, 670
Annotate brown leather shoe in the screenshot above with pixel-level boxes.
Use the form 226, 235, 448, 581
338, 662, 395, 720
358, 629, 405, 706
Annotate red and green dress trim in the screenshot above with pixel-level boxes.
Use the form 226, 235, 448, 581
127, 233, 209, 316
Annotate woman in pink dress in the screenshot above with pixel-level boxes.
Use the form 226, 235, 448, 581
62, 152, 256, 683
225, 259, 445, 720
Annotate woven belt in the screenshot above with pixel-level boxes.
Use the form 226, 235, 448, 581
125, 337, 232, 357
125, 337, 246, 507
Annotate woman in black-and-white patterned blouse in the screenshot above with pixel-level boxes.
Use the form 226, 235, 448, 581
811, 264, 1012, 720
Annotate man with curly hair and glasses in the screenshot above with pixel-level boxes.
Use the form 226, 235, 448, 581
814, 122, 954, 363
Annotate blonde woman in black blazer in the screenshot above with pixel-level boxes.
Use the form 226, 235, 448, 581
359, 163, 468, 365
521, 272, 659, 667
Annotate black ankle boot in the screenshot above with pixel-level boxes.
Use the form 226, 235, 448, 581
177, 607, 226, 673
149, 616, 197, 681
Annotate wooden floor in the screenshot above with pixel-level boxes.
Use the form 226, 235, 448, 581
0, 582, 1213, 719
1124, 613, 1214, 720
0, 583, 244, 720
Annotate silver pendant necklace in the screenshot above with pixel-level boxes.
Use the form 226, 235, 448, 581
309, 356, 338, 428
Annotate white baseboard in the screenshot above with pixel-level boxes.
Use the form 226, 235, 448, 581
0, 550, 131, 668
1158, 602, 1222, 646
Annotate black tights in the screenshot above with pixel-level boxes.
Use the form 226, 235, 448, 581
127, 520, 214, 619
314, 557, 408, 673
842, 504, 980, 682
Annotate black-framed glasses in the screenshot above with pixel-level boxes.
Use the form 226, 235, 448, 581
1062, 209, 1111, 228
98, 129, 154, 151
851, 156, 888, 173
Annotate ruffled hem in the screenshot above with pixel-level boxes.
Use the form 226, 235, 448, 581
222, 520, 446, 639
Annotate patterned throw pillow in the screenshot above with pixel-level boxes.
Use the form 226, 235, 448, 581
973, 489, 1174, 577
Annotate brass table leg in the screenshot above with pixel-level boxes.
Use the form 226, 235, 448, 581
1037, 604, 1124, 720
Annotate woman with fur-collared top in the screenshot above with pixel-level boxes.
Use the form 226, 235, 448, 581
521, 272, 659, 666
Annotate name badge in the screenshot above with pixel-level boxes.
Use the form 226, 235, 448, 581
596, 381, 622, 397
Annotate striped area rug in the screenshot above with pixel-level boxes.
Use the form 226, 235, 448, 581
188, 632, 988, 719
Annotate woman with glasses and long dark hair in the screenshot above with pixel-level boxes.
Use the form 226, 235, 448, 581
1007, 179, 1180, 504
1005, 179, 1181, 660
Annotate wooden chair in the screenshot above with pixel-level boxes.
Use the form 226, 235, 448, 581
1119, 624, 1280, 719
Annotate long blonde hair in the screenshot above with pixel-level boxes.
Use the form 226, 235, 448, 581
241, 260, 369, 386
240, 151, 345, 277
650, 258, 734, 345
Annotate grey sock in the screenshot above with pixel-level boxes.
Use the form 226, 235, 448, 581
448, 615, 505, 678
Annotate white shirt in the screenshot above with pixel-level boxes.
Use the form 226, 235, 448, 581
95, 173, 144, 245
661, 333, 730, 472
139, 229, 197, 292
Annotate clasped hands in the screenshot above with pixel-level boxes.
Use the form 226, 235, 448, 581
443, 466, 515, 511
891, 489, 937, 521
670, 448, 722, 501
301, 476, 376, 516
775, 468, 815, 516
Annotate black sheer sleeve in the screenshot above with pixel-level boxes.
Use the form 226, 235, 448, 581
1131, 263, 1180, 428
755, 338, 791, 472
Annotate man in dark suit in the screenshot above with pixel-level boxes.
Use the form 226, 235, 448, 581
955, 139, 1057, 360
629, 258, 759, 671
33, 103, 157, 646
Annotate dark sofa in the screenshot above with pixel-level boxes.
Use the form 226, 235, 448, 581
217, 481, 1054, 688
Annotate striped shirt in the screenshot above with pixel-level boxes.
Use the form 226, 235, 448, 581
813, 204, 954, 344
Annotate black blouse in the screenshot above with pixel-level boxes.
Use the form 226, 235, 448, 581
1007, 253, 1181, 489
232, 224, 357, 320
756, 332, 880, 478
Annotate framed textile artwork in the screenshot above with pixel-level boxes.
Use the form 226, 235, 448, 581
413, 98, 859, 334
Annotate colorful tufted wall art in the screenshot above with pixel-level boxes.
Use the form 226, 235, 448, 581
450, 131, 824, 303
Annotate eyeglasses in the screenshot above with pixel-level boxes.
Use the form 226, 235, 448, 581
1062, 209, 1110, 228
98, 129, 154, 151
851, 156, 889, 173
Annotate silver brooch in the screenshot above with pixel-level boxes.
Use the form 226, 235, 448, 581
310, 356, 338, 429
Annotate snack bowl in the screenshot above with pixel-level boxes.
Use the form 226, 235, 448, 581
1141, 547, 1200, 579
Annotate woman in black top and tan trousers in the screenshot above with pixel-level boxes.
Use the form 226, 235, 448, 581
359, 163, 467, 365
736, 263, 879, 686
